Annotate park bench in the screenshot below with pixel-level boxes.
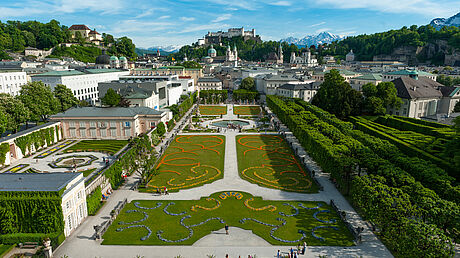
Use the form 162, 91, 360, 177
21, 242, 38, 249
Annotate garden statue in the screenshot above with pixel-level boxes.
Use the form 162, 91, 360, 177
43, 237, 52, 258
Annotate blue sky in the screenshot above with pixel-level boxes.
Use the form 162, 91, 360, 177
0, 0, 458, 48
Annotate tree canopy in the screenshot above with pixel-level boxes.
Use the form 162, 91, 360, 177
17, 81, 60, 122
54, 84, 79, 112
240, 77, 256, 91
0, 93, 29, 133
362, 82, 402, 115
311, 69, 362, 118
101, 88, 121, 107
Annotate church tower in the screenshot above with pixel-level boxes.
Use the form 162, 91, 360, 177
278, 42, 284, 64
233, 45, 238, 61
290, 52, 296, 64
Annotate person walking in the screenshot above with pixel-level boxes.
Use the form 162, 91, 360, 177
225, 224, 229, 235
277, 250, 281, 258
290, 247, 294, 257
302, 242, 307, 254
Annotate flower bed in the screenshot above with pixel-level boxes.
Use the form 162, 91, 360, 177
145, 135, 225, 192
64, 140, 128, 155
236, 135, 319, 193
3, 164, 29, 173
48, 154, 98, 169
102, 191, 354, 246
35, 140, 76, 159
233, 105, 262, 116
198, 105, 227, 116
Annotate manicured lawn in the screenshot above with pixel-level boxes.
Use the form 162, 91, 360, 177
236, 135, 319, 193
199, 105, 227, 116
102, 191, 354, 246
145, 135, 225, 192
234, 105, 262, 116
64, 140, 128, 155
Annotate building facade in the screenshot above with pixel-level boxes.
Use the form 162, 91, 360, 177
50, 107, 168, 140
197, 77, 223, 91
0, 71, 28, 96
32, 69, 129, 104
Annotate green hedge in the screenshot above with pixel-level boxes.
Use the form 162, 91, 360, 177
350, 116, 454, 176
177, 91, 197, 117
86, 186, 103, 216
376, 116, 455, 139
393, 115, 451, 128
0, 191, 64, 234
0, 244, 15, 257
14, 127, 56, 156
0, 143, 9, 165
267, 96, 458, 255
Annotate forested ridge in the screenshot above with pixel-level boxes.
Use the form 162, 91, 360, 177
0, 19, 137, 62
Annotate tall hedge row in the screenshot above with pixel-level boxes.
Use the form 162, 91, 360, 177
177, 91, 197, 118
376, 116, 455, 139
267, 96, 457, 256
86, 186, 102, 216
14, 127, 56, 155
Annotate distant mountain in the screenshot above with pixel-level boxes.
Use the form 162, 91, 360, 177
430, 12, 460, 30
135, 45, 182, 56
281, 32, 344, 47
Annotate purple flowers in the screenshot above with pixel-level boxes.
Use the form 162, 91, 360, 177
313, 210, 336, 224
134, 202, 162, 210
311, 226, 338, 241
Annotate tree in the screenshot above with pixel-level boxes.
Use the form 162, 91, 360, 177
54, 84, 79, 112
453, 101, 460, 113
79, 100, 90, 107
365, 96, 386, 115
311, 69, 362, 118
74, 31, 85, 45
376, 82, 402, 109
240, 77, 256, 91
18, 81, 60, 122
362, 83, 378, 98
0, 93, 29, 133
101, 88, 121, 107
156, 122, 166, 137
0, 110, 7, 135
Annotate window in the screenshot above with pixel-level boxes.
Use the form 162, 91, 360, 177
125, 129, 131, 137
77, 191, 82, 200
69, 121, 75, 127
90, 121, 96, 128
150, 122, 156, 127
80, 129, 86, 137
124, 121, 131, 127
110, 121, 116, 128
66, 200, 71, 210
98, 122, 106, 128
70, 129, 76, 137
90, 129, 96, 137
79, 204, 83, 219
101, 129, 107, 137
110, 129, 117, 136
68, 215, 72, 230
79, 121, 86, 128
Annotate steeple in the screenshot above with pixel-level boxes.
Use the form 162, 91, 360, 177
278, 42, 284, 63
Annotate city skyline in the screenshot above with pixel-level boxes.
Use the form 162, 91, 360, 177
0, 0, 458, 48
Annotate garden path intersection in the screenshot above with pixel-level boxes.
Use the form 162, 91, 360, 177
54, 105, 392, 258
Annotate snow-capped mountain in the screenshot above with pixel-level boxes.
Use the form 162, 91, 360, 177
281, 32, 345, 47
146, 45, 182, 53
430, 12, 460, 30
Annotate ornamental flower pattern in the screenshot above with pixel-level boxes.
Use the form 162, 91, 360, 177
163, 202, 187, 216
311, 226, 339, 241
313, 210, 336, 224
279, 203, 299, 217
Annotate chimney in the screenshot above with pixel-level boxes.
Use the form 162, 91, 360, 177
413, 86, 417, 91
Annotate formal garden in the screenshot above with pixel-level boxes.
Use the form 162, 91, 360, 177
144, 135, 225, 192
102, 191, 354, 246
198, 105, 227, 116
64, 140, 128, 155
233, 105, 262, 116
236, 135, 319, 193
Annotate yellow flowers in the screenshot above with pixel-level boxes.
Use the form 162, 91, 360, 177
244, 198, 277, 212
190, 198, 221, 212
219, 191, 243, 200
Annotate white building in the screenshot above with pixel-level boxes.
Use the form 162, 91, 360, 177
0, 173, 88, 237
32, 69, 129, 105
346, 50, 355, 62
290, 49, 318, 67
197, 77, 223, 91
263, 74, 300, 95
0, 71, 28, 96
382, 70, 437, 82
276, 82, 321, 102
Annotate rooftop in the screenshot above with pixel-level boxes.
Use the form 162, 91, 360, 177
392, 77, 443, 99
354, 73, 383, 81
0, 173, 80, 192
50, 106, 164, 118
198, 77, 222, 83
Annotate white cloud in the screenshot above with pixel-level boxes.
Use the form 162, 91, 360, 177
212, 14, 232, 23
54, 0, 125, 14
309, 21, 326, 27
307, 0, 457, 17
178, 23, 231, 34
135, 9, 154, 18
158, 15, 170, 19
180, 17, 196, 21
315, 28, 331, 33
109, 19, 175, 34
269, 1, 291, 6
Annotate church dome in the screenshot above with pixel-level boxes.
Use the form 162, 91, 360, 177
95, 54, 110, 64
119, 56, 127, 61
208, 45, 217, 55
110, 56, 119, 61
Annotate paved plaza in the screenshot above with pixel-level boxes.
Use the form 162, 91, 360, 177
54, 105, 392, 258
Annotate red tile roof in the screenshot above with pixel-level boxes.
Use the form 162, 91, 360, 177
89, 30, 100, 35
69, 24, 90, 31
